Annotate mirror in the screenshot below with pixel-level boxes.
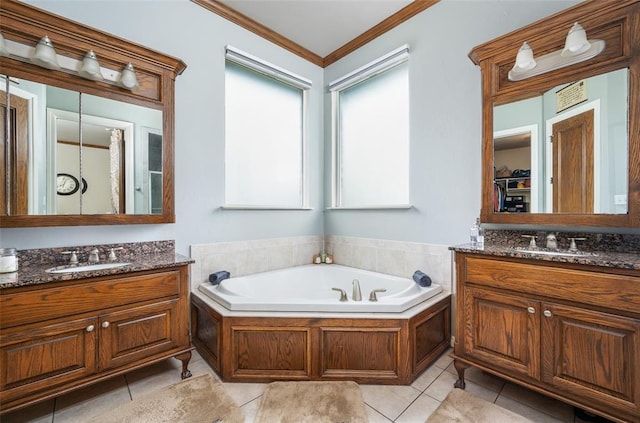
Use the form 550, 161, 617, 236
492, 68, 628, 215
2, 77, 164, 216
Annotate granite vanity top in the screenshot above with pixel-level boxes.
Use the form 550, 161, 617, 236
450, 243, 640, 271
0, 241, 194, 289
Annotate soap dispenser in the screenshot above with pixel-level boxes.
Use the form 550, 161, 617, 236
470, 218, 479, 245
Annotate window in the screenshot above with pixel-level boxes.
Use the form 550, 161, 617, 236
224, 47, 311, 208
330, 46, 410, 208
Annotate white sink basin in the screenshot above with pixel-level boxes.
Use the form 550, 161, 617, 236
46, 262, 131, 274
515, 248, 597, 257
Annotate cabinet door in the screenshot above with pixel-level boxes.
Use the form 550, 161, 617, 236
463, 287, 540, 380
0, 317, 97, 405
541, 303, 640, 418
98, 300, 180, 370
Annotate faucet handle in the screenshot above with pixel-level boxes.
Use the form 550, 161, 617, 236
332, 288, 348, 302
62, 250, 79, 264
368, 289, 387, 302
108, 247, 124, 262
568, 237, 586, 253
522, 235, 537, 248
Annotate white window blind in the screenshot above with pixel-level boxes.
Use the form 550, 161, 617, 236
331, 46, 410, 208
224, 47, 309, 208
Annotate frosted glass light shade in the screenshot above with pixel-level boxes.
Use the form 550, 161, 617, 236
562, 22, 591, 56
512, 42, 536, 72
31, 36, 60, 70
79, 50, 103, 81
119, 62, 138, 89
0, 32, 8, 57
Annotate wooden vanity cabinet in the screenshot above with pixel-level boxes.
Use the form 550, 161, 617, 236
453, 253, 640, 423
0, 266, 193, 414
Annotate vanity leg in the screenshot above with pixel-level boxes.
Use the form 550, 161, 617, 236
453, 359, 467, 389
175, 351, 193, 379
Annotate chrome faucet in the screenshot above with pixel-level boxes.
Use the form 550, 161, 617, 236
352, 279, 362, 302
88, 248, 100, 264
545, 233, 558, 250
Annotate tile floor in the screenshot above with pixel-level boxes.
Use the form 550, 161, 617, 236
2, 348, 600, 422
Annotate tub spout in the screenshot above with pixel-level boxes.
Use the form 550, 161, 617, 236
352, 279, 362, 301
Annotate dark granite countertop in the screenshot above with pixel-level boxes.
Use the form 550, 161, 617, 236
0, 241, 194, 289
449, 243, 640, 271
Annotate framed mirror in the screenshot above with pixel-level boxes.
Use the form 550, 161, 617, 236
469, 0, 639, 228
0, 0, 185, 227
492, 68, 628, 215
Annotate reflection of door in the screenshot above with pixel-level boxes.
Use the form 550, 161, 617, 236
0, 90, 29, 215
552, 110, 594, 213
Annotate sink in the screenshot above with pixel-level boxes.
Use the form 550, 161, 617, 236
46, 262, 132, 274
514, 248, 597, 257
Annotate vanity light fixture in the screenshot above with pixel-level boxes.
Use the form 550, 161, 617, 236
119, 62, 138, 89
78, 50, 104, 81
508, 22, 605, 81
30, 35, 61, 70
0, 32, 8, 57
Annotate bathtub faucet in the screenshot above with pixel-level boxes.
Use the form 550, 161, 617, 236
352, 279, 362, 302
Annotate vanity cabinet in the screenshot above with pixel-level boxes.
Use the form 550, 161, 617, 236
453, 253, 640, 423
0, 266, 193, 414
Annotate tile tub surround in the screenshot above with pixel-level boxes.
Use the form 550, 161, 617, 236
190, 236, 452, 293
1, 240, 193, 288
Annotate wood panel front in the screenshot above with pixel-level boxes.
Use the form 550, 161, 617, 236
541, 302, 640, 417
0, 316, 97, 404
231, 327, 310, 379
99, 300, 180, 371
321, 328, 399, 379
464, 286, 540, 381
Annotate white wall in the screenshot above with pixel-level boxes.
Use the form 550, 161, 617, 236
8, 0, 626, 256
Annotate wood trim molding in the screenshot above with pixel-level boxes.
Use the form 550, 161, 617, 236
191, 0, 324, 67
323, 0, 439, 67
191, 0, 440, 68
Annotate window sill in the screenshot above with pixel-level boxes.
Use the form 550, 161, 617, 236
325, 205, 414, 211
220, 205, 312, 211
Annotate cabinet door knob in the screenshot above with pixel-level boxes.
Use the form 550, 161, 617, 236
543, 310, 552, 318
101, 321, 110, 328
86, 325, 95, 332
527, 307, 536, 314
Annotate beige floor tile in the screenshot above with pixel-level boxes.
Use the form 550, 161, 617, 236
125, 359, 185, 399
495, 395, 568, 423
395, 393, 441, 423
53, 376, 131, 422
411, 363, 445, 392
239, 396, 261, 423
501, 382, 574, 422
424, 370, 499, 404
432, 348, 453, 370
221, 382, 267, 407
360, 384, 422, 421
365, 404, 393, 422
1, 399, 54, 423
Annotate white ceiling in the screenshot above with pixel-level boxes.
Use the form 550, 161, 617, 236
218, 0, 414, 57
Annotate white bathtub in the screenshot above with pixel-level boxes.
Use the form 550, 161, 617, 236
198, 264, 442, 313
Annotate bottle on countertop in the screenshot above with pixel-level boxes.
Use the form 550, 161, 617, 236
477, 218, 485, 247
470, 218, 479, 246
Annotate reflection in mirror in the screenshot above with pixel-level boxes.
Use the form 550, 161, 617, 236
1, 76, 163, 216
493, 68, 628, 214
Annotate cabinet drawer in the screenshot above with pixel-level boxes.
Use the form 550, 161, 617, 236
462, 256, 640, 314
1, 270, 182, 328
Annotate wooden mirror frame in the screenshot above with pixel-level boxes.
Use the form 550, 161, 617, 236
469, 0, 639, 228
0, 0, 186, 227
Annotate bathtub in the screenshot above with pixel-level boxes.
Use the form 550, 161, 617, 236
198, 264, 442, 313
